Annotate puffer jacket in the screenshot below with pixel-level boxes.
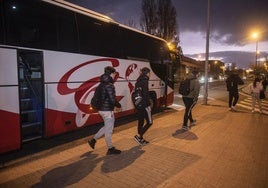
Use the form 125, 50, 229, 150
135, 74, 150, 107
99, 73, 121, 111
184, 73, 200, 101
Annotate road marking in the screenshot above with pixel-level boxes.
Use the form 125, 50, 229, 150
236, 96, 268, 114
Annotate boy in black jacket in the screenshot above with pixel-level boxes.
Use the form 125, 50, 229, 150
226, 71, 244, 111
133, 67, 153, 145
88, 66, 122, 155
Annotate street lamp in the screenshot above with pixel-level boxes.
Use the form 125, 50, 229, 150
252, 32, 259, 67
203, 0, 210, 105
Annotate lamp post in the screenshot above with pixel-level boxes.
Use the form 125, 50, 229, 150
203, 0, 210, 105
255, 41, 259, 67
252, 32, 259, 67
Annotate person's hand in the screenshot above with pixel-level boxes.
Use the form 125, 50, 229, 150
114, 107, 122, 113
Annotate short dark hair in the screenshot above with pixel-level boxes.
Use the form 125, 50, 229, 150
192, 70, 199, 76
104, 66, 116, 75
141, 67, 150, 75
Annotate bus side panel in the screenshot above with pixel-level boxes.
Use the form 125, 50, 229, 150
43, 81, 131, 137
166, 88, 174, 106
0, 48, 18, 85
0, 109, 20, 153
0, 48, 21, 153
42, 51, 170, 136
44, 108, 134, 137
44, 108, 103, 137
42, 52, 123, 136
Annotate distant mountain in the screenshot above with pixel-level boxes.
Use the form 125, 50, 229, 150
186, 51, 268, 69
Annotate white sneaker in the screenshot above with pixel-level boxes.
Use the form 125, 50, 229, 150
182, 126, 188, 130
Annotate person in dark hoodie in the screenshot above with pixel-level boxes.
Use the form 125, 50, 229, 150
226, 70, 244, 111
88, 66, 122, 155
133, 67, 153, 145
181, 70, 200, 130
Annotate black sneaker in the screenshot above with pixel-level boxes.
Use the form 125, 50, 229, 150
88, 139, 96, 149
134, 135, 143, 145
107, 147, 121, 155
189, 120, 196, 126
141, 139, 149, 145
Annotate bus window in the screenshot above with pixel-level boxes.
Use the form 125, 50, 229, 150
0, 1, 3, 44
4, 0, 57, 50
56, 8, 79, 53
77, 14, 122, 58
120, 28, 150, 60
3, 0, 79, 53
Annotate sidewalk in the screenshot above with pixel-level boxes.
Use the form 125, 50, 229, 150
0, 99, 268, 188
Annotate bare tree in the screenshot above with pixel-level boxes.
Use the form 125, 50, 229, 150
125, 18, 137, 28
140, 0, 158, 35
157, 0, 177, 41
140, 0, 178, 42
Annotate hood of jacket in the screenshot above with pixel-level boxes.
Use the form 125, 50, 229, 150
100, 73, 113, 83
137, 74, 149, 82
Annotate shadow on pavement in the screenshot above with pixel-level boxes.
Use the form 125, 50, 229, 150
172, 129, 198, 140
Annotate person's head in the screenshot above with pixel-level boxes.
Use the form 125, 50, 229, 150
192, 70, 199, 78
141, 67, 150, 77
104, 66, 116, 79
254, 77, 260, 82
232, 70, 239, 75
253, 77, 260, 87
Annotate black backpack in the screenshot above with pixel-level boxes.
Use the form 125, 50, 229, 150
90, 84, 102, 110
131, 87, 144, 109
179, 78, 194, 96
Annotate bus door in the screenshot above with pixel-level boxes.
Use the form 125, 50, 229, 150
18, 50, 44, 142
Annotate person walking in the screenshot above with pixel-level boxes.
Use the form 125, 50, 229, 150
249, 78, 263, 113
262, 76, 267, 92
133, 67, 153, 145
181, 70, 200, 130
88, 66, 122, 155
226, 71, 244, 111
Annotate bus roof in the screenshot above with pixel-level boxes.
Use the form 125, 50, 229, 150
45, 0, 167, 43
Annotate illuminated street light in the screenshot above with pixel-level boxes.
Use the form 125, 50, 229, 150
197, 54, 202, 61
252, 32, 259, 67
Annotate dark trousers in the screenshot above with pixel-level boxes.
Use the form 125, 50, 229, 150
228, 91, 239, 108
182, 97, 196, 126
137, 106, 152, 139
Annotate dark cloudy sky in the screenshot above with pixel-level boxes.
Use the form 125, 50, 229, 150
66, 0, 268, 67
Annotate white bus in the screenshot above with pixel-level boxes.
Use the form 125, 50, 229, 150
0, 0, 177, 153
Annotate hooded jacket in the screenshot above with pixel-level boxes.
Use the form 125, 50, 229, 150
99, 73, 121, 111
184, 73, 200, 100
